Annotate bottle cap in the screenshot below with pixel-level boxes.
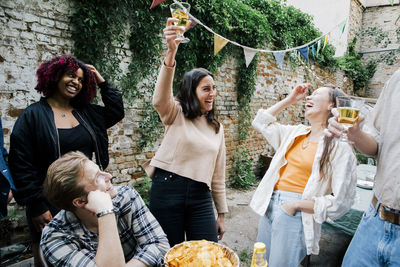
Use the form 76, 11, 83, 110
253, 242, 266, 253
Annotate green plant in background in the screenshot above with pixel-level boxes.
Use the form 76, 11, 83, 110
338, 38, 377, 96
130, 176, 153, 205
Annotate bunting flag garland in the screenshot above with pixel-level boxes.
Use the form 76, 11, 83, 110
297, 46, 309, 62
311, 44, 315, 59
150, 0, 166, 9
214, 34, 228, 55
273, 51, 286, 68
243, 47, 258, 67
155, 0, 350, 68
390, 0, 394, 5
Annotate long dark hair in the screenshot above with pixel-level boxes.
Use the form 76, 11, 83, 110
35, 55, 97, 107
176, 68, 220, 133
319, 85, 347, 181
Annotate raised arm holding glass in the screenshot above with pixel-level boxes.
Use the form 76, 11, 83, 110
143, 18, 228, 247
250, 84, 358, 267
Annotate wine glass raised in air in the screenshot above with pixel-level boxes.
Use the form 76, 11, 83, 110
170, 2, 190, 43
336, 96, 365, 143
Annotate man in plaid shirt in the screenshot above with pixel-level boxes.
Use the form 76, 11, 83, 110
40, 151, 170, 267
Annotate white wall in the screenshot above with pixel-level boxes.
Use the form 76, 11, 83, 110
285, 0, 351, 57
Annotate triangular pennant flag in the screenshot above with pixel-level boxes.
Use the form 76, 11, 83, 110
273, 51, 286, 68
390, 0, 394, 5
297, 46, 309, 62
150, 0, 166, 9
214, 35, 228, 56
322, 34, 329, 50
243, 47, 258, 67
311, 44, 315, 59
317, 40, 321, 56
338, 18, 347, 36
291, 50, 297, 60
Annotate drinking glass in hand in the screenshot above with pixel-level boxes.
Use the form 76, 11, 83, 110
336, 96, 365, 143
170, 2, 190, 43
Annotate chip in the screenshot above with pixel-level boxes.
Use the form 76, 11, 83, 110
165, 240, 239, 267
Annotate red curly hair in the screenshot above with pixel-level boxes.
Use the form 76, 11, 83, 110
35, 55, 97, 107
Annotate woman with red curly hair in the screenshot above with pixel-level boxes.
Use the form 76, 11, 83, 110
9, 55, 124, 266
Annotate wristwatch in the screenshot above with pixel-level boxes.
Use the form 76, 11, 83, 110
96, 208, 115, 218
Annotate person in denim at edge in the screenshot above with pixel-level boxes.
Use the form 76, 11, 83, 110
327, 69, 400, 266
0, 116, 15, 219
250, 84, 358, 267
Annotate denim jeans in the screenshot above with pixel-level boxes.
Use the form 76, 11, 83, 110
257, 190, 306, 267
149, 168, 217, 247
342, 203, 400, 266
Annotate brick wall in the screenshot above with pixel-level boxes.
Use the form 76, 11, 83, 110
1, 0, 354, 187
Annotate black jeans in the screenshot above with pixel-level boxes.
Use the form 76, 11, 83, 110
150, 168, 218, 247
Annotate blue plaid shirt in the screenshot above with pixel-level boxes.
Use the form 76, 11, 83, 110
40, 186, 169, 266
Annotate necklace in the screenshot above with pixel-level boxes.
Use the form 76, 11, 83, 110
302, 137, 310, 150
61, 113, 66, 118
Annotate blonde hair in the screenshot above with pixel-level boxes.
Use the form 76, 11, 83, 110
44, 151, 88, 211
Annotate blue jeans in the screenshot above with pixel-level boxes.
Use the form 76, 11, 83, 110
149, 168, 217, 247
257, 190, 306, 267
342, 203, 400, 266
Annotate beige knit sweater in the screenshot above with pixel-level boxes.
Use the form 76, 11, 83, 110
143, 63, 228, 213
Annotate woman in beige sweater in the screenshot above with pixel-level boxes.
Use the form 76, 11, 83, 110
143, 18, 228, 247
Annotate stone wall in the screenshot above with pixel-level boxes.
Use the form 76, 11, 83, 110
1, 0, 353, 188
358, 3, 400, 98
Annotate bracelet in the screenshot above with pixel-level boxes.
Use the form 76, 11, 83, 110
96, 208, 114, 218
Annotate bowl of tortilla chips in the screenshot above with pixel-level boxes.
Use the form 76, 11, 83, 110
164, 240, 240, 267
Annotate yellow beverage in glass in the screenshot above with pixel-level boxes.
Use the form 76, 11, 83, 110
170, 2, 190, 43
336, 96, 364, 143
337, 107, 360, 129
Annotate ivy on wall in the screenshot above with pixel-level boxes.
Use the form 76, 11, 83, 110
70, 0, 365, 187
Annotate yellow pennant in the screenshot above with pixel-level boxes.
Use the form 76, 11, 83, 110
214, 34, 228, 56
322, 33, 330, 50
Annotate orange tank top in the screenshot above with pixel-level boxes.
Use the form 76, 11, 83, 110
274, 134, 318, 193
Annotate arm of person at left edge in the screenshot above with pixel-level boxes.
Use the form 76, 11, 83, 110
211, 126, 228, 239
86, 64, 125, 128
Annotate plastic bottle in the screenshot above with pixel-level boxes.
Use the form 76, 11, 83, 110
250, 242, 268, 267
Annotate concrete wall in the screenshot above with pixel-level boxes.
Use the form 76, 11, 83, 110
358, 3, 400, 98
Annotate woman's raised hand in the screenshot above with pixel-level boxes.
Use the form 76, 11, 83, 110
288, 83, 311, 103
86, 64, 105, 84
164, 18, 182, 51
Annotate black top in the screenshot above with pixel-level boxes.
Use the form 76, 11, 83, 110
9, 81, 124, 216
58, 124, 93, 159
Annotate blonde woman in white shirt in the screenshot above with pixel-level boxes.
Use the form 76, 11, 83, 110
250, 84, 357, 267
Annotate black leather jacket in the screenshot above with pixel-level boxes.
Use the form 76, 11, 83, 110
9, 81, 124, 216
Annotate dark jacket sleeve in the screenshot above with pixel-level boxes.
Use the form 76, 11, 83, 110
98, 81, 124, 128
9, 110, 50, 216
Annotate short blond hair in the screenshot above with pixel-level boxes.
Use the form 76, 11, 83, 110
44, 151, 88, 211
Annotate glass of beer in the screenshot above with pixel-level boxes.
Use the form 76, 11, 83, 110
336, 96, 365, 143
170, 2, 190, 43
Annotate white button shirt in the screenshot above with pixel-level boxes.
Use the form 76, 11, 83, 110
250, 109, 358, 255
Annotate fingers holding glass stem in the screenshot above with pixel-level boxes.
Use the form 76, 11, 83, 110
335, 96, 365, 143
326, 107, 365, 143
